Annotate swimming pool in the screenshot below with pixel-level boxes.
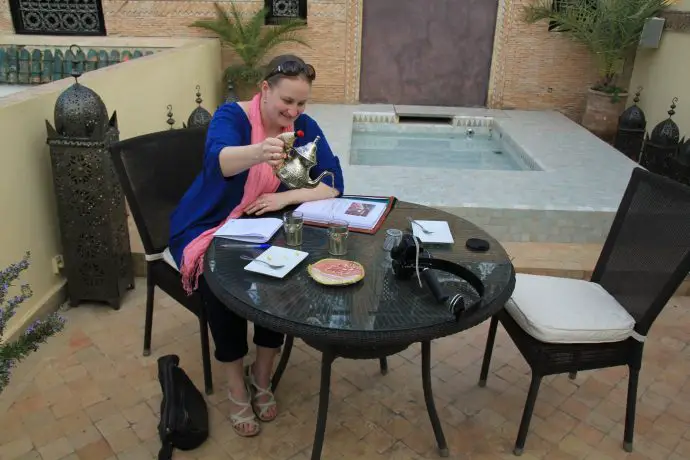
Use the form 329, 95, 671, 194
349, 122, 539, 171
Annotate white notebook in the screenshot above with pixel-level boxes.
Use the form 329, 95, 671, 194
213, 218, 282, 243
411, 220, 455, 244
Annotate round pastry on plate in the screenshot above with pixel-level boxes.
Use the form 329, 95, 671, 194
308, 258, 365, 286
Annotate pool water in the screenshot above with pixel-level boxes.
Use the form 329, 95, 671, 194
349, 123, 533, 171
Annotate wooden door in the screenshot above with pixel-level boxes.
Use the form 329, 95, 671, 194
359, 0, 499, 107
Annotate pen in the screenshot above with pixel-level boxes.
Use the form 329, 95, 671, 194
220, 243, 270, 249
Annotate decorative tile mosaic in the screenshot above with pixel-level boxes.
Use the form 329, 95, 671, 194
0, 46, 157, 85
452, 115, 493, 127
352, 111, 397, 123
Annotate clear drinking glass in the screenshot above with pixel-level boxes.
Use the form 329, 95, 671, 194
383, 228, 403, 251
283, 211, 304, 246
327, 219, 349, 256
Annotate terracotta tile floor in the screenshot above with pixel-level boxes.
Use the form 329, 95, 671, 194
2, 280, 690, 460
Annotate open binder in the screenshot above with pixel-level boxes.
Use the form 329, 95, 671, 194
295, 194, 397, 235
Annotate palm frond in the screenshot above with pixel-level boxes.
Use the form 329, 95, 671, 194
224, 64, 263, 86
523, 0, 675, 88
189, 1, 311, 86
245, 7, 269, 45
227, 1, 248, 47
189, 3, 238, 44
256, 19, 311, 62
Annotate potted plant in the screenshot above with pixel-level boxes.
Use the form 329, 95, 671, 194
1, 252, 65, 394
190, 1, 310, 100
522, 0, 676, 142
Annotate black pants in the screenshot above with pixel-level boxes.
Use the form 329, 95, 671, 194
198, 275, 284, 363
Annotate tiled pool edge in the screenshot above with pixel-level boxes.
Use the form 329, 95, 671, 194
438, 206, 614, 244
352, 111, 495, 127
311, 104, 639, 244
494, 123, 546, 172
349, 110, 617, 243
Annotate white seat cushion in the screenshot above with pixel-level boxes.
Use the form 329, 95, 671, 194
162, 247, 179, 271
505, 273, 636, 344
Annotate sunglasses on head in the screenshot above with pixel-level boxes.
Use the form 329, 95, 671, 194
265, 60, 316, 82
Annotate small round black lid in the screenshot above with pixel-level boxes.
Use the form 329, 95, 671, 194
466, 238, 490, 252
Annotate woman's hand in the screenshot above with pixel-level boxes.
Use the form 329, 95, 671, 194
257, 138, 286, 169
244, 193, 290, 216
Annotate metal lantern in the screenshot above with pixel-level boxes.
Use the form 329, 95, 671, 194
183, 85, 212, 129
45, 45, 134, 310
640, 97, 681, 177
225, 81, 239, 104
166, 104, 176, 130
614, 87, 647, 163
671, 138, 690, 186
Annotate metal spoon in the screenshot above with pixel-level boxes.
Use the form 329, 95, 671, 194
240, 255, 285, 269
407, 216, 434, 234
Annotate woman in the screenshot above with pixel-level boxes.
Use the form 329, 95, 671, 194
168, 54, 344, 437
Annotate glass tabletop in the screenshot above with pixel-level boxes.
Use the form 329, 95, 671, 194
204, 202, 515, 343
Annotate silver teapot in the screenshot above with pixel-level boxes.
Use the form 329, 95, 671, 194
275, 131, 335, 189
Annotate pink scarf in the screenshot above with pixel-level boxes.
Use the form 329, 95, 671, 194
179, 93, 292, 294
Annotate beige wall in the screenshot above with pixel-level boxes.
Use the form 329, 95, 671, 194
628, 1, 690, 136
0, 37, 221, 338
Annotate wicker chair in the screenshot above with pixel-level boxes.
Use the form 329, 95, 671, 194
478, 167, 690, 455
109, 127, 214, 395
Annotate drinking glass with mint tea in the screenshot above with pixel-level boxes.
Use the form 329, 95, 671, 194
283, 211, 304, 246
328, 219, 349, 255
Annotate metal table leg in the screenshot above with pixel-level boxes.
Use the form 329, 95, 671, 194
379, 357, 388, 375
422, 341, 449, 457
271, 335, 294, 392
311, 348, 335, 460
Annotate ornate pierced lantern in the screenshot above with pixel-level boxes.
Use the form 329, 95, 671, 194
640, 97, 681, 177
225, 80, 239, 104
45, 45, 134, 310
614, 87, 647, 163
166, 104, 176, 130
183, 85, 212, 129
670, 138, 690, 186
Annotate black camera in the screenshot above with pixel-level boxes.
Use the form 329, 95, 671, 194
391, 233, 430, 280
389, 232, 485, 320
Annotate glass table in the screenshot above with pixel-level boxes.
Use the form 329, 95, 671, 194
203, 201, 516, 459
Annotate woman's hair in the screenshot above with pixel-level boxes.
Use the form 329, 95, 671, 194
263, 54, 316, 86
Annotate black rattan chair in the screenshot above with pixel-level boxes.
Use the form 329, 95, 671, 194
478, 167, 690, 455
109, 127, 213, 395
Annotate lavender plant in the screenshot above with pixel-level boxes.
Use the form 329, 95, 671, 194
1, 252, 65, 394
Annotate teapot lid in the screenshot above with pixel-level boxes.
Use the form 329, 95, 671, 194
295, 135, 320, 164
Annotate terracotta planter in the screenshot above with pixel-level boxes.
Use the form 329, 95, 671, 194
581, 88, 629, 144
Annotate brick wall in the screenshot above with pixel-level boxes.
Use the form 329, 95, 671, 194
0, 0, 612, 119
488, 0, 601, 121
99, 0, 362, 104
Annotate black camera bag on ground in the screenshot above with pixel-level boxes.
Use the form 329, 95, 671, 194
157, 354, 209, 459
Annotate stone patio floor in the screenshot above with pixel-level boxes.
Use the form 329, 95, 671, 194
2, 279, 690, 460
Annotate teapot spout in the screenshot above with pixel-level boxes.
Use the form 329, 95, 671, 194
306, 170, 335, 189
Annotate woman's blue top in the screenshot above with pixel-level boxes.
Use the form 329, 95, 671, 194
168, 102, 345, 267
